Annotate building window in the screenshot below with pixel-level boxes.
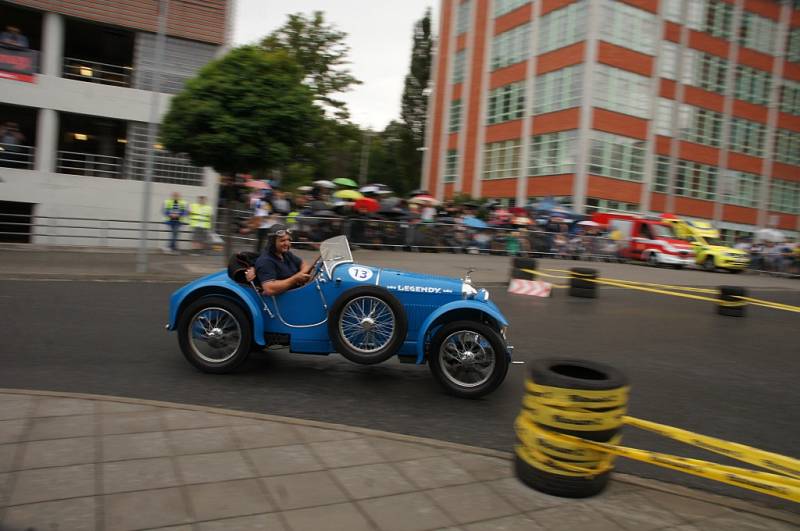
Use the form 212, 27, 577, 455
674, 159, 718, 201
654, 155, 670, 193
788, 28, 800, 63
456, 1, 472, 35
585, 197, 640, 214
739, 12, 777, 55
487, 82, 526, 124
452, 50, 466, 83
599, 0, 656, 55
693, 52, 727, 94
588, 131, 646, 182
483, 139, 522, 179
728, 118, 766, 157
449, 99, 462, 132
538, 1, 587, 55
722, 170, 760, 208
125, 123, 204, 186
444, 149, 458, 183
529, 131, 577, 176
533, 65, 583, 115
491, 23, 531, 70
665, 102, 724, 147
774, 128, 800, 166
769, 179, 800, 214
779, 80, 800, 116
734, 65, 771, 106
593, 65, 651, 118
655, 98, 693, 138
494, 0, 530, 18
704, 0, 734, 38
659, 44, 696, 84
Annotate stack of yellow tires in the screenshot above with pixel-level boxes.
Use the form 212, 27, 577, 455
514, 359, 629, 498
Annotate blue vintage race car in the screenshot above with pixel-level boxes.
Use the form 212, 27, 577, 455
167, 236, 513, 398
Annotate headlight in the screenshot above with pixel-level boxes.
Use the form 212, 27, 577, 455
461, 282, 478, 298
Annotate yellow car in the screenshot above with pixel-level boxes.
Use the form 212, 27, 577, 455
662, 217, 749, 272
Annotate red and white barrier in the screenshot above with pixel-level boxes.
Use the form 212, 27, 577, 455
508, 279, 552, 297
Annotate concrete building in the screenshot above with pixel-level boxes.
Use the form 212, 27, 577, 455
422, 0, 800, 241
0, 0, 231, 245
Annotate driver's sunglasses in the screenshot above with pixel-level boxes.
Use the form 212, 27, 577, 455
273, 228, 292, 237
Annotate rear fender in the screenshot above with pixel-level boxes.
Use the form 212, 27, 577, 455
169, 282, 267, 346
415, 300, 509, 363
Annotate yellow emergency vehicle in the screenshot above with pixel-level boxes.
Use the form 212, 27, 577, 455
661, 215, 749, 272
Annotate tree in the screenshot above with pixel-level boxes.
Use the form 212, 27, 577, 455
161, 45, 321, 255
261, 11, 361, 118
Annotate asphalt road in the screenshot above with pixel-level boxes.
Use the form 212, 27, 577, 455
1, 278, 799, 511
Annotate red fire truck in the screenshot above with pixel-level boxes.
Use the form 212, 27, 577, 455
591, 212, 695, 268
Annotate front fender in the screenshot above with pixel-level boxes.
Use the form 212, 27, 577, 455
415, 300, 509, 363
168, 277, 267, 346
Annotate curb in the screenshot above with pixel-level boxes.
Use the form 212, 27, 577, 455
1, 387, 797, 525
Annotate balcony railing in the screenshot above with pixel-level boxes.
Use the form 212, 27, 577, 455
0, 143, 35, 169
56, 150, 122, 178
63, 57, 132, 87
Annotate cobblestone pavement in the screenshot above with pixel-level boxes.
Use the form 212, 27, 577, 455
0, 391, 796, 531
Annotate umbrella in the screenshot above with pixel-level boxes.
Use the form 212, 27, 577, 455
578, 220, 600, 227
296, 185, 312, 193
333, 189, 364, 200
312, 180, 336, 189
408, 194, 440, 206
333, 177, 359, 188
354, 197, 380, 213
462, 216, 489, 229
755, 228, 785, 242
509, 207, 528, 216
245, 180, 271, 190
359, 185, 382, 194
410, 188, 430, 196
513, 217, 533, 226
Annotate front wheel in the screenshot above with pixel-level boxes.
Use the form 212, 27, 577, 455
428, 321, 509, 398
177, 296, 252, 373
703, 257, 716, 272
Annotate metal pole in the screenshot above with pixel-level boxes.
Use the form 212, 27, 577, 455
358, 130, 373, 185
136, 0, 170, 273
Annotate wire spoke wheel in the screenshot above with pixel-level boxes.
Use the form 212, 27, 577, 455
439, 330, 496, 389
188, 307, 242, 364
339, 296, 396, 354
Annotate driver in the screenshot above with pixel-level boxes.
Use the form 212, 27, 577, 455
245, 224, 313, 296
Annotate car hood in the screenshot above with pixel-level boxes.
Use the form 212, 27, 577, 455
708, 245, 747, 256
376, 267, 465, 297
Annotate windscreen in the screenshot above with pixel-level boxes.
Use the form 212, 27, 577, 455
319, 235, 353, 276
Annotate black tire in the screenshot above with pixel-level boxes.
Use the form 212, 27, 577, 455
568, 286, 596, 298
717, 286, 746, 317
428, 320, 509, 398
703, 257, 716, 272
329, 286, 407, 365
513, 257, 538, 270
514, 453, 610, 498
729, 268, 743, 274
529, 358, 628, 390
177, 296, 252, 374
510, 267, 535, 280
647, 252, 660, 267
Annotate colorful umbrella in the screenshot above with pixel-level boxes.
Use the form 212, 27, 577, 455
408, 194, 440, 206
578, 220, 600, 227
354, 197, 381, 213
333, 177, 359, 188
312, 180, 336, 189
462, 216, 489, 229
296, 185, 313, 193
359, 185, 382, 194
513, 217, 533, 225
333, 189, 364, 200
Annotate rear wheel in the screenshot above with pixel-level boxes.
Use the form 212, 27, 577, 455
177, 296, 252, 373
647, 252, 659, 267
428, 321, 508, 398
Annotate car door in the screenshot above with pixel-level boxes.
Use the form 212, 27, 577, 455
269, 279, 328, 327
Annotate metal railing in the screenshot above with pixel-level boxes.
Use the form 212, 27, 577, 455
0, 212, 797, 277
0, 143, 35, 169
63, 57, 133, 87
56, 150, 123, 178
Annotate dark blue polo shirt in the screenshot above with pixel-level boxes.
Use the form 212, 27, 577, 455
255, 250, 302, 284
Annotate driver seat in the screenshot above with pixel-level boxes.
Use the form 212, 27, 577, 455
227, 251, 260, 286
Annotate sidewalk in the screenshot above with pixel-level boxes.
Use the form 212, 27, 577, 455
1, 244, 798, 290
0, 390, 796, 531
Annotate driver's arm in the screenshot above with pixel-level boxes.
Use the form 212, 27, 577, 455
260, 275, 304, 296
299, 259, 312, 275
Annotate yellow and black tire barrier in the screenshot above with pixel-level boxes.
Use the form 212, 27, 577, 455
519, 267, 800, 315
515, 359, 800, 502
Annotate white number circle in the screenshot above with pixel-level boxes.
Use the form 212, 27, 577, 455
348, 266, 374, 282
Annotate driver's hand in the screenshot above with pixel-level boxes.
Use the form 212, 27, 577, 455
294, 272, 311, 286
245, 267, 256, 282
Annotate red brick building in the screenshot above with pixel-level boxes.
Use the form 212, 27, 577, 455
423, 0, 799, 239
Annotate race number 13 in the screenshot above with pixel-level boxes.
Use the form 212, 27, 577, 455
348, 266, 374, 282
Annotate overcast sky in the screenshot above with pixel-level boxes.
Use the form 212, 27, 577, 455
232, 0, 439, 131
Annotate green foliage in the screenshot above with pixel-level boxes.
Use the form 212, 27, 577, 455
401, 9, 432, 145
161, 46, 321, 176
261, 11, 361, 118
